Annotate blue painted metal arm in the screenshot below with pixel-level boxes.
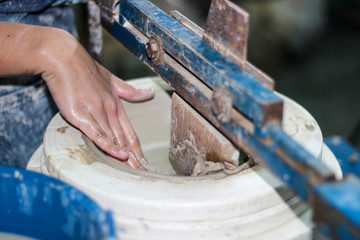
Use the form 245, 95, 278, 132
120, 0, 284, 127
325, 137, 360, 178
95, 0, 360, 238
313, 177, 360, 239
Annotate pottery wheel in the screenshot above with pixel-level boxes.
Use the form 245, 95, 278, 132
27, 77, 342, 240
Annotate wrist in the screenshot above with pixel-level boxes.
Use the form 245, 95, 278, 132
35, 27, 77, 78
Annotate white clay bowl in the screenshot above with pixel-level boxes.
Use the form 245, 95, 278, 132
27, 77, 341, 240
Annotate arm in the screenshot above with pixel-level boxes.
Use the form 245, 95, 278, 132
0, 22, 154, 169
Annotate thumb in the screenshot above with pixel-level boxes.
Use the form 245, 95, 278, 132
95, 61, 155, 102
112, 75, 155, 102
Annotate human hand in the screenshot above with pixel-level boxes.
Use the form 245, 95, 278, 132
42, 29, 155, 169
0, 23, 154, 169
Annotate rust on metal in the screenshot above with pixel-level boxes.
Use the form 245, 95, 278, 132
96, 0, 119, 30
202, 0, 274, 90
262, 101, 284, 126
203, 0, 249, 69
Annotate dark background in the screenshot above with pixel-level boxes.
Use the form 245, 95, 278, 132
74, 0, 360, 148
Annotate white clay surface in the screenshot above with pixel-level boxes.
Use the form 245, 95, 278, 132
27, 77, 342, 240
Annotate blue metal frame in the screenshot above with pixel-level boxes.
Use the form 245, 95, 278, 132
120, 0, 283, 127
0, 166, 116, 239
96, 0, 360, 238
325, 137, 360, 178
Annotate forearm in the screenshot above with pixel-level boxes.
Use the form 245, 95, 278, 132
0, 22, 72, 77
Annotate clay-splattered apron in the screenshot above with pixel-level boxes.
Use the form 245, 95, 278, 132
0, 0, 86, 167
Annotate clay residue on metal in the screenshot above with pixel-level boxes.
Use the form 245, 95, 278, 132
170, 130, 226, 176
170, 129, 255, 176
170, 93, 243, 176
57, 126, 70, 134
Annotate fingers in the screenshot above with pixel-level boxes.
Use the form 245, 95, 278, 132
101, 96, 129, 152
78, 113, 129, 160
115, 98, 150, 169
85, 94, 150, 170
114, 79, 155, 102
96, 63, 155, 102
72, 94, 130, 161
127, 152, 142, 169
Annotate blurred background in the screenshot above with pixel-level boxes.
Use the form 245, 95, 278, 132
73, 0, 360, 148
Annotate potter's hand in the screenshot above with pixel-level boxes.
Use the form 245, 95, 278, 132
45, 59, 154, 170
0, 22, 154, 169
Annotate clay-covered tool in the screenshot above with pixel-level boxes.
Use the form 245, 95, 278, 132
170, 93, 240, 176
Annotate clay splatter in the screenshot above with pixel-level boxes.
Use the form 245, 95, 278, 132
66, 145, 95, 165
57, 126, 70, 134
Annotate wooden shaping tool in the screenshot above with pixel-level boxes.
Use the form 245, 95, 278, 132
170, 93, 240, 176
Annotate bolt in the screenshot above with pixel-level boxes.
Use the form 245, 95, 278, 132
146, 41, 158, 59
145, 35, 163, 66
210, 86, 233, 124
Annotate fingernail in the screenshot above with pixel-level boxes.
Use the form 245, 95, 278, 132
139, 158, 150, 168
127, 153, 140, 169
112, 146, 128, 160
139, 158, 157, 172
129, 153, 150, 171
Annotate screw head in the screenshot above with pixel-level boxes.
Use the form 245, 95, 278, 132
145, 35, 163, 66
146, 41, 158, 59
